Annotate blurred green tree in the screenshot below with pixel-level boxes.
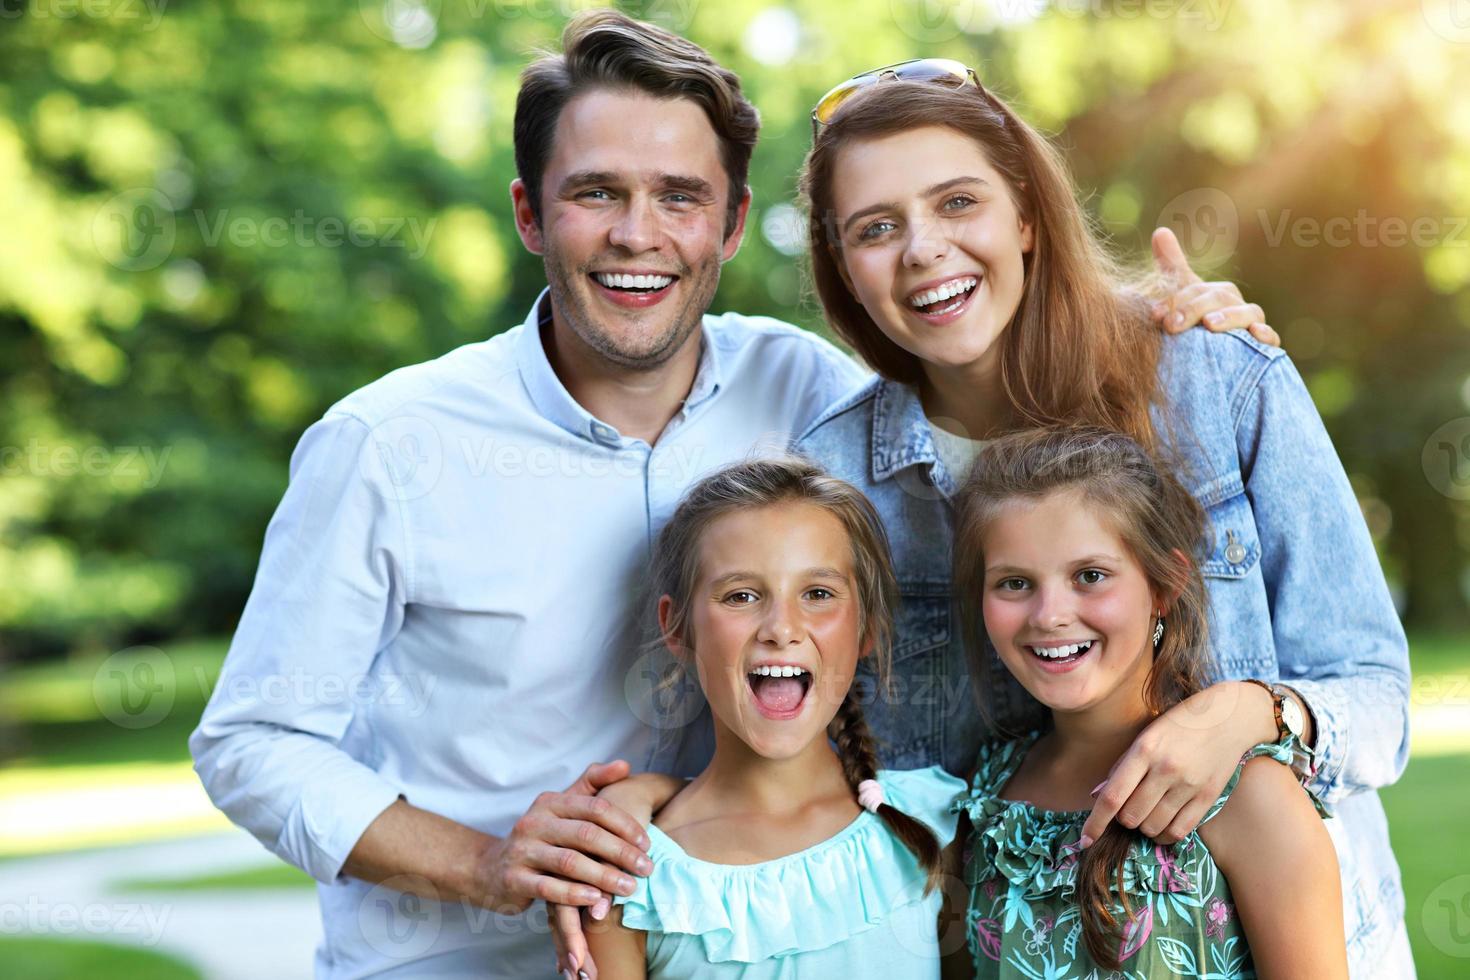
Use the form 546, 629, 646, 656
1, 0, 1466, 660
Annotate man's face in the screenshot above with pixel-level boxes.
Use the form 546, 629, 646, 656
513, 88, 750, 371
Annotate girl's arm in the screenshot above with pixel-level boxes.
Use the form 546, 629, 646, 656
1198, 758, 1348, 980
582, 905, 648, 980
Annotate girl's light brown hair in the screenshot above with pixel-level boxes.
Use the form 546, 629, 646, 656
651, 454, 944, 893
952, 426, 1212, 968
799, 81, 1163, 448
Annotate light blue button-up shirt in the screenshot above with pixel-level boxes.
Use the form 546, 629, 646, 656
189, 291, 866, 979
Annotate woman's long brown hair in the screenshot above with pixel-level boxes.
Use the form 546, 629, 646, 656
800, 81, 1164, 449
952, 426, 1212, 968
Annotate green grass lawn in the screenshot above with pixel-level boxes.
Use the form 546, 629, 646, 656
0, 937, 203, 980
1380, 751, 1470, 980
113, 862, 316, 893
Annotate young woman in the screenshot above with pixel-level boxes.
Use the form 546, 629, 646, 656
951, 425, 1346, 978
793, 63, 1411, 977
582, 456, 966, 978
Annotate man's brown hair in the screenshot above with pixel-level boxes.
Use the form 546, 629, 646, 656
514, 10, 760, 238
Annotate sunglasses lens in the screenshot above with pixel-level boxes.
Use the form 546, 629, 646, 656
894, 59, 969, 84
812, 77, 870, 125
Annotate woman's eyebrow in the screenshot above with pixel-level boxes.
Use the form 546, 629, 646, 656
841, 176, 991, 235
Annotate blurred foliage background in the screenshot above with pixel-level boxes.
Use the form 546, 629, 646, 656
2, 0, 1469, 660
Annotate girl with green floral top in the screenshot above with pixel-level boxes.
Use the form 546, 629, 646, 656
947, 427, 1347, 979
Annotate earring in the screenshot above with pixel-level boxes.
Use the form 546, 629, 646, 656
1152, 615, 1166, 649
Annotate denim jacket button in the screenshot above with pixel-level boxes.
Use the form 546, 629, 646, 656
1225, 531, 1247, 565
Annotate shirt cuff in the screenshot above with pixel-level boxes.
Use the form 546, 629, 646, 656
1277, 677, 1345, 803
277, 769, 405, 883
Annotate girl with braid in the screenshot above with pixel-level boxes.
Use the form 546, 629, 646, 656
582, 455, 967, 979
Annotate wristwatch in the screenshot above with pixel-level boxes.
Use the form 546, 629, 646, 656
1244, 679, 1306, 742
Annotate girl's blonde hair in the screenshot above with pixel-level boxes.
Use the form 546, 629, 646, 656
952, 426, 1212, 967
652, 454, 944, 892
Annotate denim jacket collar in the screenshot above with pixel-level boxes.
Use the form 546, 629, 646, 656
871, 378, 954, 494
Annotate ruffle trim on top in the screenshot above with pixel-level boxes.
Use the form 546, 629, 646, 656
615, 765, 966, 964
950, 731, 1327, 904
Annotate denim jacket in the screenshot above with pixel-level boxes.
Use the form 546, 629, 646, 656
796, 327, 1412, 976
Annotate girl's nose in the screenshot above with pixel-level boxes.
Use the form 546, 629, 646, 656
1028, 587, 1074, 632
756, 599, 805, 646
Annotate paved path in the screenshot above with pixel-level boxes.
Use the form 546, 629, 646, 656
1, 830, 319, 980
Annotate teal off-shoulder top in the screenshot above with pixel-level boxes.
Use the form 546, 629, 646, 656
613, 766, 968, 978
950, 732, 1328, 980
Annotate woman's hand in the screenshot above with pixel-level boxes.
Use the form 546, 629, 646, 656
1081, 681, 1277, 847
1150, 227, 1282, 347
551, 772, 686, 979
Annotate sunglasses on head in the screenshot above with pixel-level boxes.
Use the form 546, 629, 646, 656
810, 58, 984, 137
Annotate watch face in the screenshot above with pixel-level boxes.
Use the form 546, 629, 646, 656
1280, 694, 1306, 737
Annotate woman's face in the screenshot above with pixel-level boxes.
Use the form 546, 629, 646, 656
663, 502, 866, 760
979, 488, 1158, 721
829, 125, 1033, 378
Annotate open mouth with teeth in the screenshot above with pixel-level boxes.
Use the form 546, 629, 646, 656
590, 271, 678, 306
746, 664, 813, 719
907, 276, 979, 319
1026, 639, 1096, 669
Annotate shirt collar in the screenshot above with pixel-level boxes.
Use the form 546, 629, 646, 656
870, 377, 942, 484
514, 287, 724, 446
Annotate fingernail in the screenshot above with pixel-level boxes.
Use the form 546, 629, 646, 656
570, 954, 580, 971
640, 833, 651, 850
1150, 302, 1163, 318
1204, 313, 1218, 326
619, 876, 636, 893
1170, 312, 1184, 327
636, 856, 653, 874
562, 971, 574, 980
1090, 780, 1107, 797
579, 972, 590, 980
591, 897, 610, 920
1079, 834, 1094, 849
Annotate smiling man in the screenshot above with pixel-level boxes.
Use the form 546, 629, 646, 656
190, 11, 1269, 980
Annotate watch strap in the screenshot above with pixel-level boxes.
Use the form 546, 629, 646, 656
1242, 677, 1288, 742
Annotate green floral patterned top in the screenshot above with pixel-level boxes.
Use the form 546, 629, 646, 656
950, 731, 1326, 980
